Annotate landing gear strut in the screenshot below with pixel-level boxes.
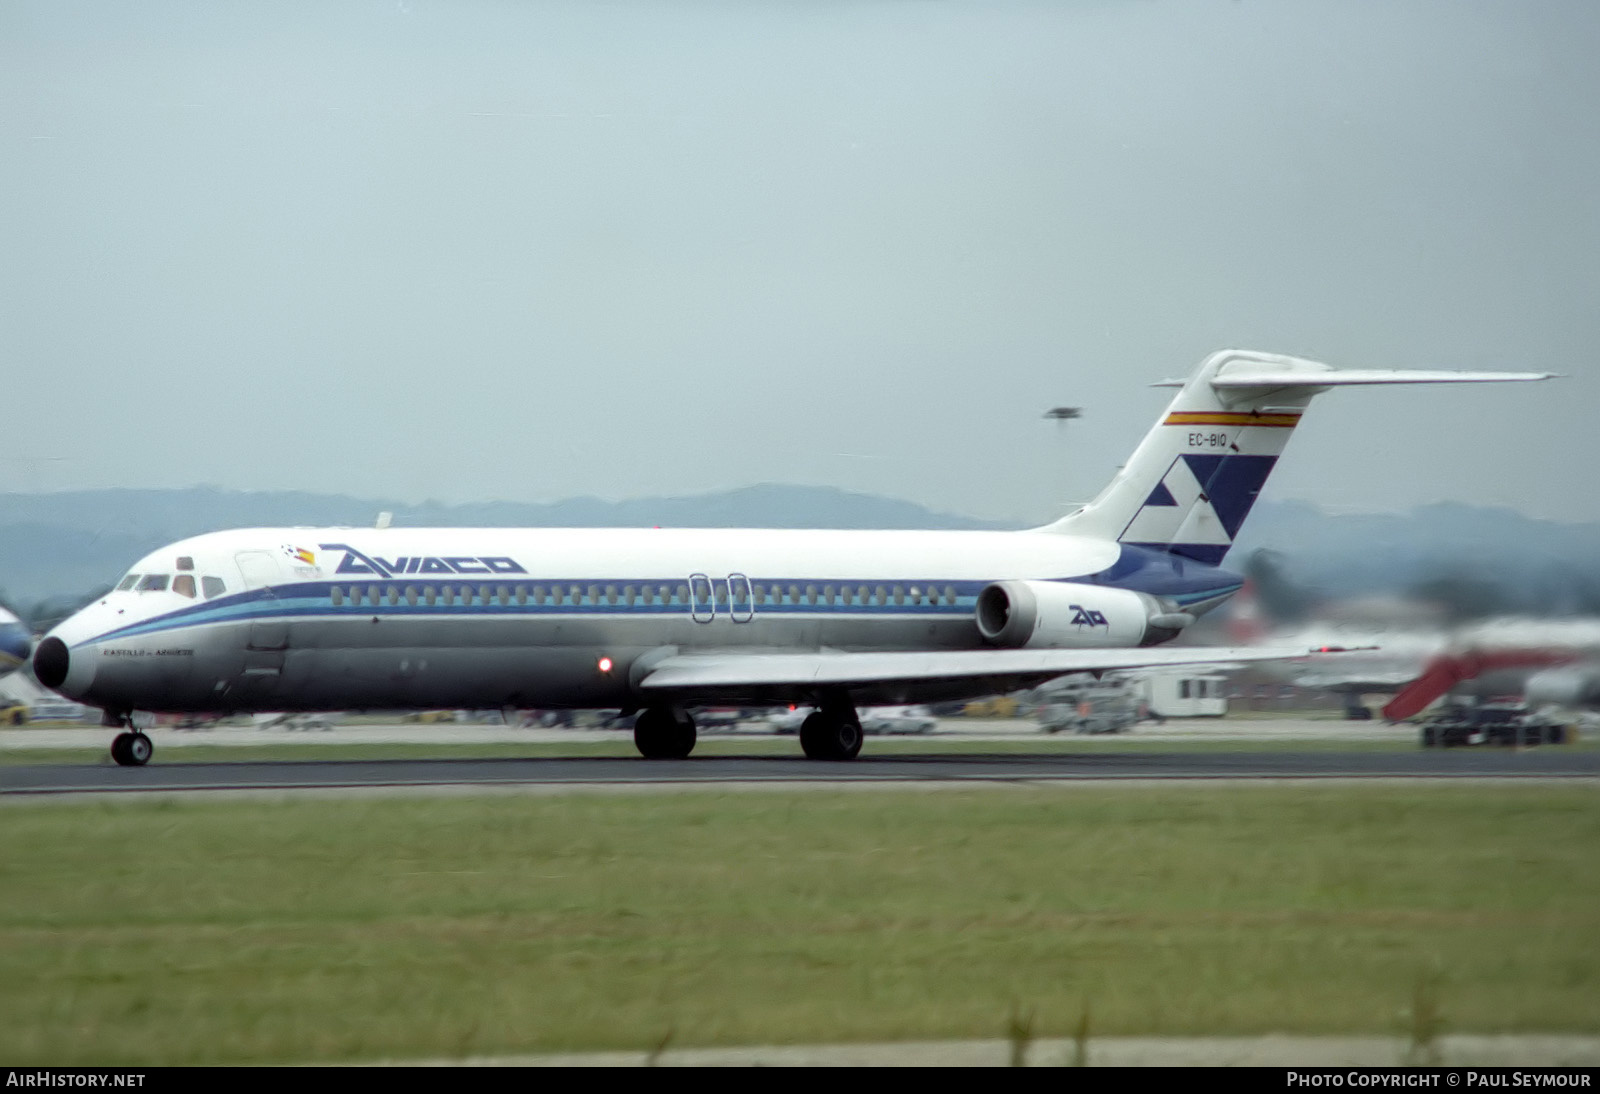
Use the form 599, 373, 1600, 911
634, 706, 696, 759
800, 697, 863, 761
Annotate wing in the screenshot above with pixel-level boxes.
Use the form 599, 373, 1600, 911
636, 645, 1311, 706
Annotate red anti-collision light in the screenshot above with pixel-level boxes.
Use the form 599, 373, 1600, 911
597, 656, 614, 673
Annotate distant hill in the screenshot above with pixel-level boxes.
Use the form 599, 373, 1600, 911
4, 485, 1599, 622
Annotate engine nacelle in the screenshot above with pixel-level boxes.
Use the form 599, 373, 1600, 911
974, 580, 1185, 649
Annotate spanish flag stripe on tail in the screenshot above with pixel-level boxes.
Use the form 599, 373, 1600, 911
1163, 411, 1301, 428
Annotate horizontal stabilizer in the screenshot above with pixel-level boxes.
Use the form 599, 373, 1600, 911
1210, 368, 1554, 389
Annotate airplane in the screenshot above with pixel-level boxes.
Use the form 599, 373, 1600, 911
0, 606, 30, 680
30, 349, 1550, 766
1232, 597, 1600, 720
1382, 623, 1600, 722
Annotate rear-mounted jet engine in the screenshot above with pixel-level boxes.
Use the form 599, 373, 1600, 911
974, 580, 1195, 649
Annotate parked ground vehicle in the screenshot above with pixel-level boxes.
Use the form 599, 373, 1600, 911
1418, 700, 1571, 747
1127, 671, 1228, 718
693, 707, 748, 731
768, 705, 936, 735
961, 696, 1019, 718
28, 700, 86, 723
1038, 700, 1138, 735
859, 706, 937, 735
767, 706, 808, 734
1034, 677, 1144, 734
253, 712, 336, 731
518, 709, 631, 728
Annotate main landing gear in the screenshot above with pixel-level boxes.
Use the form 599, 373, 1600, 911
634, 706, 697, 760
800, 700, 863, 762
633, 697, 866, 762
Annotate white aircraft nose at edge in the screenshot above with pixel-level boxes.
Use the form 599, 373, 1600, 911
31, 349, 1551, 766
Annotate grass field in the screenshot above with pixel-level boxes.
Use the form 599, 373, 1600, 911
2, 783, 1596, 1064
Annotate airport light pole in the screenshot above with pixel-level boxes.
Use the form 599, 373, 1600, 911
1043, 407, 1082, 514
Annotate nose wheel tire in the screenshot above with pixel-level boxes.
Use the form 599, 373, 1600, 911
800, 710, 863, 761
111, 732, 153, 767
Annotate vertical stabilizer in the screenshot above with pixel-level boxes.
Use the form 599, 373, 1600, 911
1041, 350, 1552, 564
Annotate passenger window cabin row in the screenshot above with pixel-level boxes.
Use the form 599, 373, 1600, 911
111, 565, 965, 610
329, 582, 964, 609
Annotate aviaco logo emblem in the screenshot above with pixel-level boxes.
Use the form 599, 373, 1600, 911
1069, 604, 1109, 628
282, 546, 316, 566
319, 543, 528, 578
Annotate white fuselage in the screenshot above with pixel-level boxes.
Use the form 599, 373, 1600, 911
39, 526, 1242, 715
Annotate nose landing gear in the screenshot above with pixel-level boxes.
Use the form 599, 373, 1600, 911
111, 732, 154, 766
105, 711, 153, 767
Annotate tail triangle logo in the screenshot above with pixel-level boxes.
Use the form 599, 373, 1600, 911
1119, 454, 1277, 555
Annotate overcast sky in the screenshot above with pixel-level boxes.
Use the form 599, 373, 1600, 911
3, 1, 1597, 526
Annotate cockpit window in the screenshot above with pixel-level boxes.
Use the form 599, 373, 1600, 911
137, 574, 170, 592
116, 575, 140, 592
173, 575, 197, 598
176, 556, 195, 571
202, 576, 226, 599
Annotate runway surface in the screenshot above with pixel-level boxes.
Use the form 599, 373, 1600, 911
4, 747, 1596, 795
0, 717, 1405, 749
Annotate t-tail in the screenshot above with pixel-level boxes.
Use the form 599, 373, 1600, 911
1042, 349, 1552, 564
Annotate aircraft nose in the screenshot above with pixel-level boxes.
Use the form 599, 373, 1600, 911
34, 602, 116, 699
0, 622, 29, 675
